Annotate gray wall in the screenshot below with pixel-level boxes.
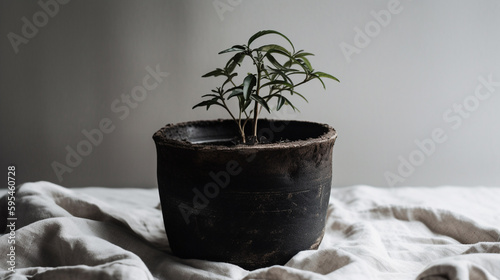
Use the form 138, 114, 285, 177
1, 0, 499, 188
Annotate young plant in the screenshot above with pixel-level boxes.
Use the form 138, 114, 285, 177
193, 30, 339, 144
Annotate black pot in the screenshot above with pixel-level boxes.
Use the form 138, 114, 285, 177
153, 119, 337, 269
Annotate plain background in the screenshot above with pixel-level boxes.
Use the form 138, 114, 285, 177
1, 0, 499, 188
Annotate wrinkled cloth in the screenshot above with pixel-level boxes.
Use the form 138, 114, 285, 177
1, 181, 499, 280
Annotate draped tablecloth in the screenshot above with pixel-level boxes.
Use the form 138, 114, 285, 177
1, 181, 499, 280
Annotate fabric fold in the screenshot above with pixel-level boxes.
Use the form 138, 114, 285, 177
1, 182, 499, 280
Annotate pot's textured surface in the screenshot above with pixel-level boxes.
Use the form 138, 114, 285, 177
153, 119, 337, 269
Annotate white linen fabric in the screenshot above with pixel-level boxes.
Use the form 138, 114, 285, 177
1, 181, 499, 280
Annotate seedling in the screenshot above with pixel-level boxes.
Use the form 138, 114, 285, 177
193, 30, 339, 144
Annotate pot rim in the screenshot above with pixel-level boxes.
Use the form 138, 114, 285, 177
153, 119, 337, 151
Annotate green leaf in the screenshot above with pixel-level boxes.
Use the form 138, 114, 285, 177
280, 96, 299, 111
248, 30, 295, 52
260, 80, 294, 89
283, 60, 293, 68
283, 56, 311, 73
201, 94, 220, 98
218, 45, 246, 54
267, 66, 299, 73
276, 96, 286, 110
265, 53, 285, 69
314, 71, 340, 82
226, 52, 245, 73
192, 99, 224, 110
241, 96, 252, 111
287, 71, 308, 76
224, 85, 242, 93
227, 88, 243, 99
250, 94, 271, 113
295, 51, 315, 58
242, 74, 256, 100
298, 57, 313, 72
266, 67, 294, 84
202, 68, 224, 78
297, 58, 313, 72
310, 74, 327, 89
266, 48, 292, 59
257, 44, 291, 55
291, 91, 309, 103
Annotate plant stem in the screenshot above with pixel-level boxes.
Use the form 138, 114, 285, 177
228, 79, 246, 143
252, 64, 262, 140
220, 91, 245, 143
238, 109, 246, 143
